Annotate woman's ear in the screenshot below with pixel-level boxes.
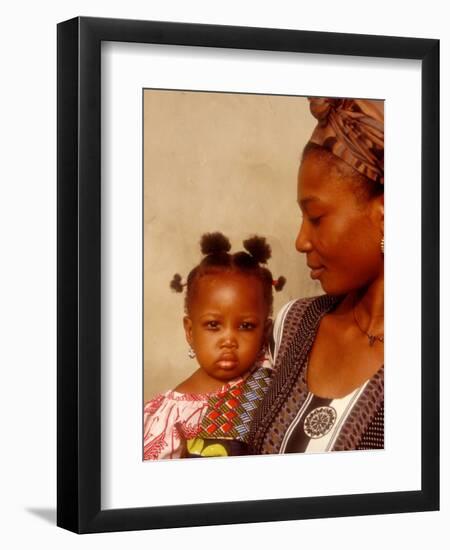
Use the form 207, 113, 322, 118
183, 316, 193, 347
379, 194, 384, 234
370, 193, 384, 234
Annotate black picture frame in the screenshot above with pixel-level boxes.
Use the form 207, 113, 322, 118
57, 16, 439, 534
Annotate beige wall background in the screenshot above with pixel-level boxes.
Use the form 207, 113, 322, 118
144, 90, 322, 402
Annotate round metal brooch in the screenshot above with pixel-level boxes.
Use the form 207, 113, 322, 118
303, 406, 337, 439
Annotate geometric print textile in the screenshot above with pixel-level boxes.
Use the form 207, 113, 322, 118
195, 364, 273, 444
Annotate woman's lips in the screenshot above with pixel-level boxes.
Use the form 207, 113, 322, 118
309, 266, 325, 280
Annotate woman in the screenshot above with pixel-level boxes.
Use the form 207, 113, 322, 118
249, 97, 384, 453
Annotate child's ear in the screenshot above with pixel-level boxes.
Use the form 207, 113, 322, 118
183, 316, 194, 346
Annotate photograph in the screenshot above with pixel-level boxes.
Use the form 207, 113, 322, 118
1, 0, 446, 546
55, 14, 439, 533
142, 91, 385, 460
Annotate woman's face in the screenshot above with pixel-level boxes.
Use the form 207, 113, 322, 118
296, 152, 384, 295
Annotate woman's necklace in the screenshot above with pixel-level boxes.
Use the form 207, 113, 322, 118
352, 305, 384, 346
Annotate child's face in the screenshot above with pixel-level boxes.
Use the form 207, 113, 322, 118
183, 272, 270, 382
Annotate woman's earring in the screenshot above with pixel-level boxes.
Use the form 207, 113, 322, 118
188, 347, 196, 359
380, 237, 384, 255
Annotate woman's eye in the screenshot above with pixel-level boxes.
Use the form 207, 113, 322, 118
308, 216, 322, 226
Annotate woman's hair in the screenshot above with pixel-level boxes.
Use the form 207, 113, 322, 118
170, 232, 286, 315
301, 142, 384, 202
307, 97, 384, 185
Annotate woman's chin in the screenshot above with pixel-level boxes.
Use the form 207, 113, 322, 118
316, 276, 331, 294
323, 289, 344, 297
318, 278, 346, 296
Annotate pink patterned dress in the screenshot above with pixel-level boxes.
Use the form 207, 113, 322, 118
143, 379, 244, 460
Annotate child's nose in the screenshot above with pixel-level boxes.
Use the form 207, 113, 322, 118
220, 329, 238, 348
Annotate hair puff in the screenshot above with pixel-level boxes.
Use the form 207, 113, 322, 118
170, 273, 184, 293
200, 232, 232, 256
273, 276, 286, 292
243, 236, 271, 264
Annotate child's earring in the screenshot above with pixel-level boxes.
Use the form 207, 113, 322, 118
188, 346, 196, 359
257, 346, 266, 362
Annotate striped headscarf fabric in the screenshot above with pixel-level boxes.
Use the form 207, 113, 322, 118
308, 97, 384, 185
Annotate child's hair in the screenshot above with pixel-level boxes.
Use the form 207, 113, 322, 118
170, 232, 286, 315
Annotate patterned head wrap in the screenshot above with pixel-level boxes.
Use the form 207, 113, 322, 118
307, 97, 384, 185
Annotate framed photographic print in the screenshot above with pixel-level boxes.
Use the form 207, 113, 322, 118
57, 16, 439, 533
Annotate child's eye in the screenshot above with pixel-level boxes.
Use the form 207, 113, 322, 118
239, 322, 256, 330
205, 320, 220, 330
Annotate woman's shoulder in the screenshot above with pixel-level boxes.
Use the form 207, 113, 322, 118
291, 293, 339, 312
270, 294, 340, 362
275, 294, 339, 325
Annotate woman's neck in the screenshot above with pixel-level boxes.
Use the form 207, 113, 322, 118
336, 274, 384, 334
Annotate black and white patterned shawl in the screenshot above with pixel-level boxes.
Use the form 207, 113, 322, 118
248, 295, 384, 454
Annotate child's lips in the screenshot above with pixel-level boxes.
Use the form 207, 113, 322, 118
216, 354, 238, 369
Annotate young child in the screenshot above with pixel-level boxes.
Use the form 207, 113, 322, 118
143, 232, 285, 460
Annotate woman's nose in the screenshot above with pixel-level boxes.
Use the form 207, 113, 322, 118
295, 220, 312, 253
